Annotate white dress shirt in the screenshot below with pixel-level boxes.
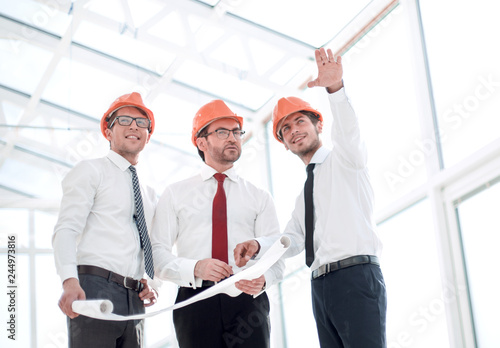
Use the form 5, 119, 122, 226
258, 88, 383, 271
151, 163, 284, 289
52, 150, 157, 282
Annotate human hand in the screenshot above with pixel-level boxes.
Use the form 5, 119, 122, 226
139, 279, 157, 307
307, 47, 344, 93
233, 240, 260, 267
58, 278, 86, 319
235, 275, 266, 295
194, 259, 233, 282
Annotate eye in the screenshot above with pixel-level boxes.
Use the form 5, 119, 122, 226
282, 126, 290, 134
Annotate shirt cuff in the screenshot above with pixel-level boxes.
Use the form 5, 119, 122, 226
179, 258, 199, 288
59, 265, 79, 284
328, 86, 347, 103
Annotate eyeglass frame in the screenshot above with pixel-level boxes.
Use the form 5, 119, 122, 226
201, 128, 246, 140
108, 115, 151, 131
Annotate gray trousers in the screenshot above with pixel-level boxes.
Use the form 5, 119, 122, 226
68, 274, 145, 348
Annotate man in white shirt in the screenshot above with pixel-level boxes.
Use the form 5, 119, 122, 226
235, 48, 387, 347
151, 100, 284, 348
53, 92, 158, 347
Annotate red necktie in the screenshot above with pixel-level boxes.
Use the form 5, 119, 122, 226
212, 173, 228, 263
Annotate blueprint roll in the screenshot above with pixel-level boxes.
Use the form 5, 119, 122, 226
72, 300, 114, 316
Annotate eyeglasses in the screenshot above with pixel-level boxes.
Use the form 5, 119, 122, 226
203, 128, 246, 140
109, 116, 151, 129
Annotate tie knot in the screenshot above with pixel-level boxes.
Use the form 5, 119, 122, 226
306, 163, 315, 173
214, 173, 226, 183
129, 165, 137, 174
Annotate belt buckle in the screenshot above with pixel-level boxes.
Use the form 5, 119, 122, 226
123, 276, 135, 290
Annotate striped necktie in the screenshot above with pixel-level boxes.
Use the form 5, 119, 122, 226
129, 166, 155, 279
305, 163, 316, 267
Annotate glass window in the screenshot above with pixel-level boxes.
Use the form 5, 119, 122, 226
34, 210, 58, 249
341, 3, 427, 210
378, 199, 450, 347
455, 181, 500, 347
0, 209, 29, 248
36, 254, 67, 347
0, 254, 31, 347
279, 266, 320, 348
419, 0, 500, 168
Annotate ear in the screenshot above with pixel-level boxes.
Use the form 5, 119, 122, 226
196, 136, 207, 152
145, 132, 152, 144
104, 128, 113, 141
317, 121, 323, 134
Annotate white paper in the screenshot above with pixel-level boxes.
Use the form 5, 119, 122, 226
72, 235, 290, 321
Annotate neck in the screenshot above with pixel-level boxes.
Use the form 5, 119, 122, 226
113, 149, 140, 165
298, 144, 321, 166
206, 160, 234, 173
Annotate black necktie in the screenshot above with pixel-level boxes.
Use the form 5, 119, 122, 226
305, 163, 316, 267
129, 166, 155, 279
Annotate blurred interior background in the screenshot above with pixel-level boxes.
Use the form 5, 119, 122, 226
0, 0, 499, 347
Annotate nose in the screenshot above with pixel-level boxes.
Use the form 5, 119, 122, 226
227, 131, 238, 141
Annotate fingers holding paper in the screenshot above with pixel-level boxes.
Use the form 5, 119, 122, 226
235, 275, 266, 295
194, 258, 233, 282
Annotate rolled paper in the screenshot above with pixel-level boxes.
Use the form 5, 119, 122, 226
72, 299, 114, 316
72, 235, 290, 321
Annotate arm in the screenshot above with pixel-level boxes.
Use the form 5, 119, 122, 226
52, 162, 98, 317
309, 48, 367, 169
151, 187, 232, 288
235, 191, 284, 294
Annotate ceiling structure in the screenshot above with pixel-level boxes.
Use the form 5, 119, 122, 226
0, 0, 397, 206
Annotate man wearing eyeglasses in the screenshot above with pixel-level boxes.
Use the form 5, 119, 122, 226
53, 92, 158, 347
151, 99, 284, 348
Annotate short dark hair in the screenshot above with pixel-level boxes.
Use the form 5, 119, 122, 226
196, 126, 209, 162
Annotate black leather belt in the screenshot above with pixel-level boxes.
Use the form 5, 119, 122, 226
311, 255, 380, 280
77, 265, 143, 292
202, 280, 216, 287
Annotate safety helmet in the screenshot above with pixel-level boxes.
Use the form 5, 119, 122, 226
100, 92, 155, 138
191, 100, 243, 146
272, 96, 322, 143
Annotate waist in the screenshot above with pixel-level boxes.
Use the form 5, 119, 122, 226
311, 255, 380, 280
77, 265, 143, 292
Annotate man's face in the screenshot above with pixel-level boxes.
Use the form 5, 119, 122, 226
280, 112, 322, 158
198, 118, 242, 166
105, 106, 151, 159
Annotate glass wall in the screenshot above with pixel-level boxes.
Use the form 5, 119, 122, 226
419, 0, 500, 168
455, 181, 500, 347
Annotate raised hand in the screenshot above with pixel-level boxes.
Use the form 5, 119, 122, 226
307, 47, 344, 93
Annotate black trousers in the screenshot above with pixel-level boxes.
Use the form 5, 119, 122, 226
173, 286, 270, 348
68, 274, 145, 348
311, 263, 387, 348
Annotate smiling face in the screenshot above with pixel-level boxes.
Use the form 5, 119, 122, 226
279, 112, 323, 163
196, 118, 242, 171
104, 106, 151, 164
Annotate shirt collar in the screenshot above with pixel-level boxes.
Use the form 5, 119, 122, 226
107, 150, 134, 172
200, 163, 239, 182
308, 146, 330, 166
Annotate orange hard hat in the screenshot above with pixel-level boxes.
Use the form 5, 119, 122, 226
272, 96, 322, 143
100, 92, 155, 138
191, 100, 243, 146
